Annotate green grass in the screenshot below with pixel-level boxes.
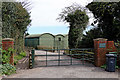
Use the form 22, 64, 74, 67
14, 52, 26, 65
0, 64, 2, 76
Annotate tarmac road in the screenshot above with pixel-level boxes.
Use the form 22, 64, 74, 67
5, 50, 120, 78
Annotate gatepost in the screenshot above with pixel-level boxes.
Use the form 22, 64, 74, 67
2, 38, 14, 65
94, 38, 108, 67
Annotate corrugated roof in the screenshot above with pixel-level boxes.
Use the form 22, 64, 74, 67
62, 34, 68, 36
26, 34, 41, 38
55, 34, 68, 37
26, 33, 68, 38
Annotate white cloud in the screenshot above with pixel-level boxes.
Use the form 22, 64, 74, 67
29, 0, 93, 27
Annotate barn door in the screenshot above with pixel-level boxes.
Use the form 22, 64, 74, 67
55, 37, 64, 49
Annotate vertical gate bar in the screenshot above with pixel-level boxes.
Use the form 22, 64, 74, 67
84, 49, 85, 65
70, 50, 72, 65
46, 50, 47, 67
59, 49, 60, 65
82, 49, 84, 65
58, 49, 60, 66
83, 49, 85, 65
31, 49, 35, 68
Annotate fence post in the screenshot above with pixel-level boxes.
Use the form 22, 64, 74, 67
29, 50, 35, 69
29, 50, 32, 69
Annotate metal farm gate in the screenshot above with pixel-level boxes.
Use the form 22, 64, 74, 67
29, 48, 94, 68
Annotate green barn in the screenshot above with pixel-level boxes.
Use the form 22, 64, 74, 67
25, 33, 68, 49
64, 34, 68, 49
39, 33, 55, 48
55, 34, 65, 49
25, 34, 41, 48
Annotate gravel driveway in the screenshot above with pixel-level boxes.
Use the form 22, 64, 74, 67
34, 50, 94, 67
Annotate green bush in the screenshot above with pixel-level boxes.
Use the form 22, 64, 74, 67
0, 64, 2, 76
2, 50, 10, 63
101, 64, 119, 69
14, 55, 23, 60
2, 48, 14, 64
2, 63, 16, 75
14, 60, 18, 65
14, 52, 26, 65
19, 52, 26, 57
14, 55, 22, 65
0, 48, 16, 75
14, 55, 23, 65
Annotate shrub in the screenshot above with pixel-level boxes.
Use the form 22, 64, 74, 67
0, 64, 2, 75
19, 52, 26, 57
14, 55, 22, 65
14, 51, 26, 65
2, 48, 14, 64
2, 63, 16, 75
101, 64, 119, 69
2, 50, 10, 64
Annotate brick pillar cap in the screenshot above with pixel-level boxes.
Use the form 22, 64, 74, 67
2, 38, 14, 41
93, 38, 108, 41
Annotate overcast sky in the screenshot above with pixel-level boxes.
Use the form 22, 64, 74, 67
27, 0, 94, 34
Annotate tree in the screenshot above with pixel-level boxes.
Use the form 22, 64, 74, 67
80, 2, 120, 48
80, 27, 102, 48
0, 2, 2, 45
58, 4, 89, 48
2, 1, 31, 53
86, 2, 120, 41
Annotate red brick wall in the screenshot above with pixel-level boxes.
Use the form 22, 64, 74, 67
2, 38, 14, 65
2, 41, 14, 50
94, 38, 117, 67
94, 38, 107, 67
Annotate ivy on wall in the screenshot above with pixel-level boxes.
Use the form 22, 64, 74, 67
2, 1, 31, 53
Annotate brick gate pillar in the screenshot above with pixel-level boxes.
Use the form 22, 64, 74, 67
2, 38, 14, 65
94, 38, 108, 67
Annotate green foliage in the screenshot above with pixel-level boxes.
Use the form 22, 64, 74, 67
14, 51, 26, 65
81, 2, 120, 48
86, 2, 120, 41
19, 52, 26, 57
0, 48, 25, 65
0, 64, 2, 76
115, 40, 120, 67
0, 48, 2, 63
100, 64, 106, 69
2, 50, 10, 63
14, 55, 22, 65
115, 40, 120, 49
2, 1, 31, 54
58, 3, 89, 48
2, 63, 16, 75
80, 28, 102, 48
2, 48, 15, 64
101, 64, 119, 69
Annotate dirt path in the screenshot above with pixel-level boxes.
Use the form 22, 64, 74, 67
5, 50, 119, 78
